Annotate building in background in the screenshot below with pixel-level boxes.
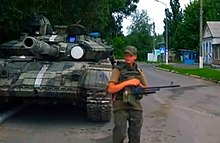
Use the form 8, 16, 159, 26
203, 21, 220, 66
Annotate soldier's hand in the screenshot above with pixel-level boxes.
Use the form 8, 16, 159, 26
125, 78, 141, 86
139, 83, 147, 88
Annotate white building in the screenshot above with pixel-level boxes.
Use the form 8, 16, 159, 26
203, 21, 220, 66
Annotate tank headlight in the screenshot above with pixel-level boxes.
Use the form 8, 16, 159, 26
70, 46, 84, 59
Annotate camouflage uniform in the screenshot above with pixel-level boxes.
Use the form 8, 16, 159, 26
109, 61, 147, 143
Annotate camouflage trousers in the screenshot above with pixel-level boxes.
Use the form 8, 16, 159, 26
113, 109, 143, 143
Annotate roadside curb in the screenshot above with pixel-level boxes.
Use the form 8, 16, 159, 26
155, 66, 220, 86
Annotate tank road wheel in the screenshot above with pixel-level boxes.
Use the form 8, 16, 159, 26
86, 97, 112, 122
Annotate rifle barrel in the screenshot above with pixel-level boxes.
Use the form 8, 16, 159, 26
143, 85, 180, 89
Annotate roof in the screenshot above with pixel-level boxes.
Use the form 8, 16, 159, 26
178, 49, 197, 53
204, 21, 220, 38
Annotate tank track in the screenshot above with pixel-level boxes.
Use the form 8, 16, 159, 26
86, 97, 112, 122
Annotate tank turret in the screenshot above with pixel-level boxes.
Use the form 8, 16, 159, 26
22, 34, 113, 62
65, 24, 114, 62
69, 34, 114, 61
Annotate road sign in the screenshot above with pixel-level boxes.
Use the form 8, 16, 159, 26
160, 47, 166, 54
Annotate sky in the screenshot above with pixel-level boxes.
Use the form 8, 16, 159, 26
122, 0, 191, 35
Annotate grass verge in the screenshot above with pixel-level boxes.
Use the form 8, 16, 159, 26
157, 64, 220, 82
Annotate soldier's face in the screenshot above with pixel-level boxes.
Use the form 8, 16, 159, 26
124, 52, 137, 64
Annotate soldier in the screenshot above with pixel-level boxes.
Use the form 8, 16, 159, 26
108, 45, 148, 143
24, 14, 53, 36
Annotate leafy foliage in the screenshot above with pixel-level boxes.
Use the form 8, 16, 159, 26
179, 0, 200, 51
162, 0, 183, 53
0, 0, 139, 42
111, 36, 126, 59
125, 10, 154, 61
169, 0, 220, 54
127, 10, 152, 34
111, 9, 165, 61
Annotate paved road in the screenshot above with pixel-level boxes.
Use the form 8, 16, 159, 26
0, 64, 220, 143
140, 64, 220, 143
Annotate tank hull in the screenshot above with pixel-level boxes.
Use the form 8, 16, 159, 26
0, 60, 112, 121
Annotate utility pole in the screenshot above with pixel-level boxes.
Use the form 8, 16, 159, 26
152, 22, 156, 52
155, 0, 169, 65
152, 22, 156, 61
199, 0, 203, 68
153, 22, 156, 52
165, 8, 168, 65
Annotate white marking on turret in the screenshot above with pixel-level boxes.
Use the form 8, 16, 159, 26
34, 65, 49, 87
49, 35, 58, 42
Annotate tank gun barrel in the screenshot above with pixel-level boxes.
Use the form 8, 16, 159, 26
23, 36, 59, 58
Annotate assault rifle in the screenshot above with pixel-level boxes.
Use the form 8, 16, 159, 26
84, 82, 180, 100
122, 82, 180, 99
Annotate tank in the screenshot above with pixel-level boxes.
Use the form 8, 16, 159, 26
0, 15, 114, 122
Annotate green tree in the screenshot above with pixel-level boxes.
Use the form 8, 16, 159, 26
0, 0, 27, 38
170, 0, 183, 52
204, 0, 220, 21
125, 10, 154, 61
163, 0, 183, 53
171, 0, 220, 53
111, 36, 126, 59
0, 0, 140, 42
178, 0, 200, 50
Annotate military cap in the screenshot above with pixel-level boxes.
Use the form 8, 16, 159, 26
124, 45, 137, 55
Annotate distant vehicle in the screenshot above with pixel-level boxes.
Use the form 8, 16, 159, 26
0, 15, 114, 122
